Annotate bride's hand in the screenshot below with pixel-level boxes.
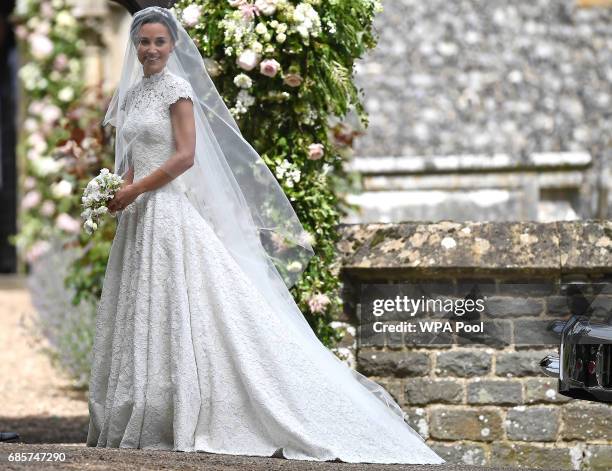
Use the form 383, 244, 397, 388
108, 184, 140, 212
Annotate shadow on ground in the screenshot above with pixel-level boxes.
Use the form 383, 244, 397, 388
0, 415, 88, 444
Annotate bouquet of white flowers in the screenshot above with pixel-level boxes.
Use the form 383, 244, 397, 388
81, 168, 123, 235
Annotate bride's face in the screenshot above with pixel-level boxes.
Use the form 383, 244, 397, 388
136, 22, 174, 77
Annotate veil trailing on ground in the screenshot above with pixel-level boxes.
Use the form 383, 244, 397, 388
102, 6, 423, 437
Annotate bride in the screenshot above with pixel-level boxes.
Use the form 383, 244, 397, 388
86, 6, 444, 465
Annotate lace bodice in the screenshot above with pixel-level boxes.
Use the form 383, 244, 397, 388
120, 67, 194, 191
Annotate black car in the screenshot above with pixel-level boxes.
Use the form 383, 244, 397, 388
540, 283, 612, 403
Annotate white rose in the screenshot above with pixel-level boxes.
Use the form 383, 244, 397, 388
51, 179, 73, 198
233, 73, 253, 89
236, 49, 260, 71
287, 261, 303, 273
276, 32, 286, 43
182, 4, 202, 27
55, 10, 76, 29
30, 33, 54, 60
24, 118, 38, 133
58, 86, 74, 102
255, 0, 277, 16
32, 156, 62, 176
41, 104, 61, 124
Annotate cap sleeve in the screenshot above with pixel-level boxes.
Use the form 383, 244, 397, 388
164, 76, 195, 108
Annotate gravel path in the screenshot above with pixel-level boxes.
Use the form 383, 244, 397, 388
0, 444, 545, 471
0, 280, 89, 445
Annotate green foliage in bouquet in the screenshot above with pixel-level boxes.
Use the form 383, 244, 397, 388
173, 0, 383, 346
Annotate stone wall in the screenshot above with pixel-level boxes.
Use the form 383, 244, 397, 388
355, 0, 612, 163
352, 0, 612, 217
335, 221, 612, 470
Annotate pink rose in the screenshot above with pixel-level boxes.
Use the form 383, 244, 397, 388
55, 213, 81, 234
239, 3, 260, 21
26, 240, 51, 264
41, 2, 54, 19
283, 73, 303, 87
53, 53, 69, 71
308, 293, 331, 314
259, 58, 280, 77
15, 25, 28, 40
307, 143, 324, 160
40, 200, 55, 217
21, 190, 41, 210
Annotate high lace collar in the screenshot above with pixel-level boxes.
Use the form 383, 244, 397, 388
142, 67, 168, 85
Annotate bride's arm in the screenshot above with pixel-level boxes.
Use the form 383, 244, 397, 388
122, 166, 134, 187
108, 99, 195, 212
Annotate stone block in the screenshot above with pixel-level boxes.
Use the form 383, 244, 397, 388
430, 442, 488, 466
356, 350, 430, 377
524, 377, 571, 404
561, 403, 612, 441
467, 379, 522, 405
404, 378, 464, 405
436, 349, 492, 377
430, 407, 502, 441
495, 350, 557, 377
505, 406, 559, 441
491, 443, 573, 469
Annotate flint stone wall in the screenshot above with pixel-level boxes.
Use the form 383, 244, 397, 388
355, 0, 612, 173
335, 220, 612, 470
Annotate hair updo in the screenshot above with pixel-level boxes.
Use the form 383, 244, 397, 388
130, 8, 179, 47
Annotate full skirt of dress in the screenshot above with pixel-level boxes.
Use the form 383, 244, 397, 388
85, 183, 445, 465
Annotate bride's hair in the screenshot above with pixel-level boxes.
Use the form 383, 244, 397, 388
129, 9, 179, 47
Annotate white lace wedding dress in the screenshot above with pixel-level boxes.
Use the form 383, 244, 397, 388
86, 68, 445, 465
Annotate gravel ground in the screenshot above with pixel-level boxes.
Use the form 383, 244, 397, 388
0, 443, 549, 471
